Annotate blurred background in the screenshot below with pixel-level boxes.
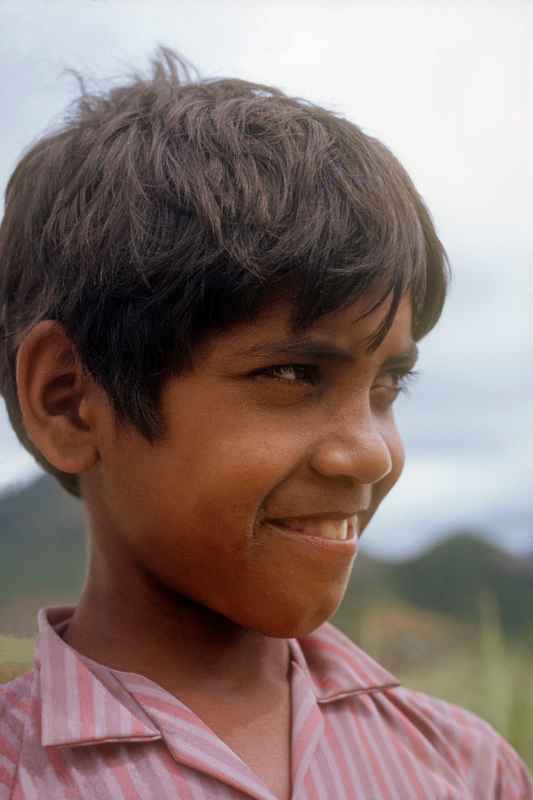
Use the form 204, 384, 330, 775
1, 0, 532, 766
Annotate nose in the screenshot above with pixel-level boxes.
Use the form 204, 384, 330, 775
308, 414, 393, 486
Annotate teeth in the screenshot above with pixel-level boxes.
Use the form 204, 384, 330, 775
318, 520, 348, 540
277, 518, 351, 540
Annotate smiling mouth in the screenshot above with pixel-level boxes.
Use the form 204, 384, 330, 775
265, 516, 357, 541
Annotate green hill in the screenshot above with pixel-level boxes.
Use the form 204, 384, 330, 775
0, 476, 85, 610
390, 532, 533, 635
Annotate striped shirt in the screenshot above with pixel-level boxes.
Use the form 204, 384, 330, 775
1, 607, 532, 799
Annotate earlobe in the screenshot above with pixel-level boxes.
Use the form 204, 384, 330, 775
16, 321, 100, 475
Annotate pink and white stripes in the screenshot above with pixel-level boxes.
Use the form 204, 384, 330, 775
1, 607, 532, 799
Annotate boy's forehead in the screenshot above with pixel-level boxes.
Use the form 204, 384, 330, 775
203, 291, 414, 362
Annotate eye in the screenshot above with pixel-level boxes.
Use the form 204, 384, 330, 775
253, 363, 321, 385
390, 367, 419, 395
372, 368, 420, 408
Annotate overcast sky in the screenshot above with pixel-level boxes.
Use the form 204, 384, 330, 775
0, 0, 531, 559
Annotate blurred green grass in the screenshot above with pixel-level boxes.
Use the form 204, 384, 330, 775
400, 595, 533, 768
1, 596, 532, 769
0, 633, 34, 683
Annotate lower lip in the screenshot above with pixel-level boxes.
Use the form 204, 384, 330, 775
262, 520, 359, 556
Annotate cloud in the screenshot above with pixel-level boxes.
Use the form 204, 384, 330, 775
362, 446, 532, 560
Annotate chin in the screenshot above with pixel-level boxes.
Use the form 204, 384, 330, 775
240, 594, 345, 639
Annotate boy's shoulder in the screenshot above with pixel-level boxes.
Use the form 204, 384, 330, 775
317, 623, 490, 730
389, 681, 501, 751
314, 624, 533, 795
389, 684, 533, 796
0, 670, 36, 797
303, 621, 490, 741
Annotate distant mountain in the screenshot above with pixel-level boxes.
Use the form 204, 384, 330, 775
1, 476, 532, 640
0, 475, 85, 609
389, 532, 533, 635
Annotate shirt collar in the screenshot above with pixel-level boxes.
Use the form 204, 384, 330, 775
291, 621, 399, 702
36, 606, 399, 748
37, 607, 161, 748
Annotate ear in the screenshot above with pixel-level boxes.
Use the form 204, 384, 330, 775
16, 320, 101, 475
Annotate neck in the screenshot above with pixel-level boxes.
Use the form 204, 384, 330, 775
64, 557, 290, 698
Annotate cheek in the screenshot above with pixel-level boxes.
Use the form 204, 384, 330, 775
188, 419, 302, 503
381, 417, 406, 503
363, 423, 405, 531
387, 424, 406, 485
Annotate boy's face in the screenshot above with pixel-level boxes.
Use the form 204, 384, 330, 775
88, 292, 415, 637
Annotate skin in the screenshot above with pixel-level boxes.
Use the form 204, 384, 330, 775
16, 290, 415, 796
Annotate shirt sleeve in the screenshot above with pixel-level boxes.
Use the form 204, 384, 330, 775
494, 734, 533, 799
393, 687, 533, 798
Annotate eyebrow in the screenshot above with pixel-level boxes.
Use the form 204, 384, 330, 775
234, 336, 419, 371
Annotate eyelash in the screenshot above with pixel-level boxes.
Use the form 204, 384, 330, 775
255, 363, 419, 396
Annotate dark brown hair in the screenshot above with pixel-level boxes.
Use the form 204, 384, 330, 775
0, 48, 450, 497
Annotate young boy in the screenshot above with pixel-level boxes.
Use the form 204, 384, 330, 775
0, 49, 531, 800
